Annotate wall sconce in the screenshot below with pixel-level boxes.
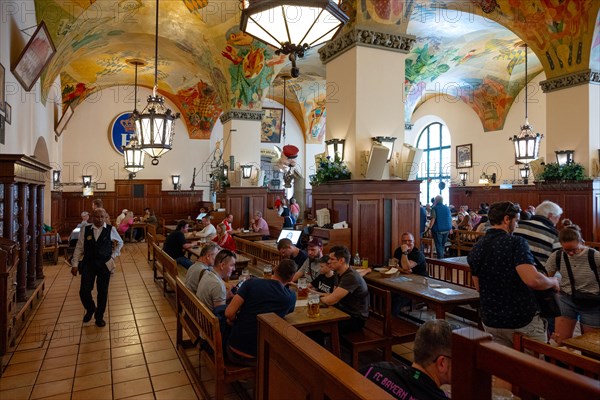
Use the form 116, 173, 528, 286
325, 138, 345, 161
82, 175, 92, 188
459, 171, 468, 186
478, 172, 496, 185
520, 165, 530, 184
171, 174, 181, 190
241, 165, 253, 179
52, 170, 61, 189
371, 136, 396, 162
555, 150, 574, 166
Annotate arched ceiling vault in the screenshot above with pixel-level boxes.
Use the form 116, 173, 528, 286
32, 0, 600, 140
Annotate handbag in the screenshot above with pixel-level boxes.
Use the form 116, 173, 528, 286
561, 250, 600, 306
532, 256, 561, 318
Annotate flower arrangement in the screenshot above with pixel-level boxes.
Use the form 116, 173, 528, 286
537, 162, 586, 181
309, 154, 351, 186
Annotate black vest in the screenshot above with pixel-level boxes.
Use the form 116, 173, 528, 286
82, 224, 113, 266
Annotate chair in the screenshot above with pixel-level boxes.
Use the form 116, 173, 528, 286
341, 284, 392, 369
41, 231, 59, 264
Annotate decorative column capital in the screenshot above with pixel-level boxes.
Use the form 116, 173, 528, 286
219, 109, 265, 124
540, 69, 600, 93
319, 27, 416, 64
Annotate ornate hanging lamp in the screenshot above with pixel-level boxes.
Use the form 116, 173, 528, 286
134, 0, 180, 165
123, 59, 145, 175
509, 43, 543, 165
240, 1, 349, 77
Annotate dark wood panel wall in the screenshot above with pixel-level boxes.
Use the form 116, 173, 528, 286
450, 181, 600, 241
311, 180, 421, 265
51, 179, 203, 235
217, 187, 268, 230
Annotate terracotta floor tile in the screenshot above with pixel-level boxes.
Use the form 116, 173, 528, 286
15, 340, 48, 352
49, 334, 81, 348
73, 371, 112, 392
72, 384, 113, 400
41, 354, 78, 370
110, 344, 143, 359
144, 348, 178, 364
110, 314, 136, 324
111, 334, 141, 348
150, 370, 191, 392
78, 340, 110, 354
137, 324, 166, 335
154, 384, 198, 400
77, 348, 111, 364
29, 378, 73, 400
1, 359, 43, 377
141, 340, 173, 353
110, 308, 134, 317
0, 385, 33, 400
120, 393, 156, 400
74, 358, 111, 377
0, 371, 38, 391
135, 318, 163, 327
36, 365, 77, 384
133, 306, 156, 315
113, 377, 153, 399
80, 329, 111, 344
139, 331, 170, 343
111, 353, 146, 370
147, 359, 184, 377
111, 323, 138, 338
45, 344, 79, 359
9, 348, 47, 364
112, 364, 149, 384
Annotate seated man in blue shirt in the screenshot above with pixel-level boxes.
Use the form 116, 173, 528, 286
225, 259, 296, 366
363, 319, 452, 400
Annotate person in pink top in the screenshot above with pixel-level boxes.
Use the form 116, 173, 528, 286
118, 211, 143, 241
251, 211, 270, 239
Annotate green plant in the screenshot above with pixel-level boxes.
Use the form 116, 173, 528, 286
537, 162, 586, 181
309, 155, 351, 186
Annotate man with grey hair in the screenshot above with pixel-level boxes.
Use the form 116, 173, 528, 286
363, 319, 452, 399
184, 242, 221, 292
514, 200, 563, 268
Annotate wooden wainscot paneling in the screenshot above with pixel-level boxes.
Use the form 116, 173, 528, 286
450, 180, 600, 241
220, 187, 268, 232
312, 180, 421, 265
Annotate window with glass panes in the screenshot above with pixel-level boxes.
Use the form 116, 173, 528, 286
416, 123, 451, 205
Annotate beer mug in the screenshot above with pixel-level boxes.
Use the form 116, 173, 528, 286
241, 268, 250, 282
297, 278, 309, 299
362, 258, 369, 268
263, 265, 273, 279
307, 293, 320, 318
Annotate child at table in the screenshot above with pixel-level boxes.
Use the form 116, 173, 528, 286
310, 255, 338, 294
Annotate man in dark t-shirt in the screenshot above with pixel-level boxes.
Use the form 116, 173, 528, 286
277, 238, 308, 269
163, 220, 194, 269
392, 232, 427, 276
363, 320, 452, 400
309, 255, 338, 294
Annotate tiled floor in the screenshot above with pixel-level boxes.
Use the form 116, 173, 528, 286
0, 243, 205, 400
0, 242, 443, 399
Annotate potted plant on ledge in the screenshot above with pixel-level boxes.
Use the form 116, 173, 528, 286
535, 161, 590, 190
309, 155, 351, 187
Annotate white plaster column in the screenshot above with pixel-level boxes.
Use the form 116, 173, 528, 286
319, 28, 415, 177
541, 70, 600, 174
219, 110, 264, 187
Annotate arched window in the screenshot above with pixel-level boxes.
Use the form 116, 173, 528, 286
416, 122, 451, 205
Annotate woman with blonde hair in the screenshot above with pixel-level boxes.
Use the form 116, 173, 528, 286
545, 220, 600, 343
212, 222, 236, 252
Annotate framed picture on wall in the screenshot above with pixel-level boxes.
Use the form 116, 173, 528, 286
55, 105, 74, 136
11, 21, 56, 92
261, 107, 283, 143
0, 63, 5, 113
4, 103, 10, 125
456, 144, 473, 168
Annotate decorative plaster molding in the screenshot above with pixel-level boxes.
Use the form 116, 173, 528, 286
540, 69, 599, 93
219, 109, 264, 124
405, 123, 413, 130
319, 28, 416, 64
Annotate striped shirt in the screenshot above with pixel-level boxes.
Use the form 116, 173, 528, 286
546, 248, 600, 295
513, 215, 560, 267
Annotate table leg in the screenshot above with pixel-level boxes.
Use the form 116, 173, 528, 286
330, 325, 341, 357
433, 304, 446, 320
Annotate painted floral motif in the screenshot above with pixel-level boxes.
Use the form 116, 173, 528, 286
173, 81, 223, 140
62, 81, 95, 110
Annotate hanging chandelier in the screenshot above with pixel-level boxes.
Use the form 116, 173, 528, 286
134, 0, 179, 166
240, 1, 349, 77
123, 59, 145, 175
509, 43, 542, 165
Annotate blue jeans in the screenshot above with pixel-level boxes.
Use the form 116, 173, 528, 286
433, 231, 449, 259
176, 256, 193, 269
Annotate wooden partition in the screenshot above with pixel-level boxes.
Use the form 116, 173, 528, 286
51, 179, 202, 237
312, 180, 421, 265
217, 186, 267, 231
256, 313, 393, 400
450, 180, 600, 241
452, 327, 600, 400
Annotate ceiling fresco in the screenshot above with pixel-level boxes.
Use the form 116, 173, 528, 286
31, 0, 599, 141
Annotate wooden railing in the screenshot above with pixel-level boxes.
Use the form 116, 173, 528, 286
452, 327, 600, 400
425, 257, 474, 288
448, 230, 485, 256
233, 237, 281, 269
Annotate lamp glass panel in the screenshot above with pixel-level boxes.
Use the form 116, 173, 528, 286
246, 8, 288, 48
520, 168, 529, 178
172, 175, 180, 185
459, 172, 467, 180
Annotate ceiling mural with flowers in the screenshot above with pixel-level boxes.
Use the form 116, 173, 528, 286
31, 0, 599, 141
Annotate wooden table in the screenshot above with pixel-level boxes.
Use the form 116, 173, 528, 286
232, 231, 264, 241
285, 304, 350, 357
127, 222, 147, 242
164, 224, 177, 234
365, 272, 480, 320
563, 331, 600, 360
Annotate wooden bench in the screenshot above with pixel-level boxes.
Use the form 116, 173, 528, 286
452, 327, 600, 400
175, 277, 254, 400
146, 224, 165, 261
425, 257, 475, 288
513, 333, 600, 385
257, 313, 394, 399
448, 230, 485, 256
152, 242, 177, 296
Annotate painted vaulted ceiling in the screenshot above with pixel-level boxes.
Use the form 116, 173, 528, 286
34, 0, 600, 140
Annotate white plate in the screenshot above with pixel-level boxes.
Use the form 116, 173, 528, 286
429, 283, 443, 288
374, 267, 388, 273
383, 267, 399, 275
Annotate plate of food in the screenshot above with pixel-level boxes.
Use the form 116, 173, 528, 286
383, 267, 399, 275
374, 267, 388, 273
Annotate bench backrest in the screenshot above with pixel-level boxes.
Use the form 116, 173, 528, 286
256, 313, 394, 400
452, 327, 600, 400
153, 242, 177, 280
425, 257, 474, 288
366, 284, 391, 336
513, 333, 600, 380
